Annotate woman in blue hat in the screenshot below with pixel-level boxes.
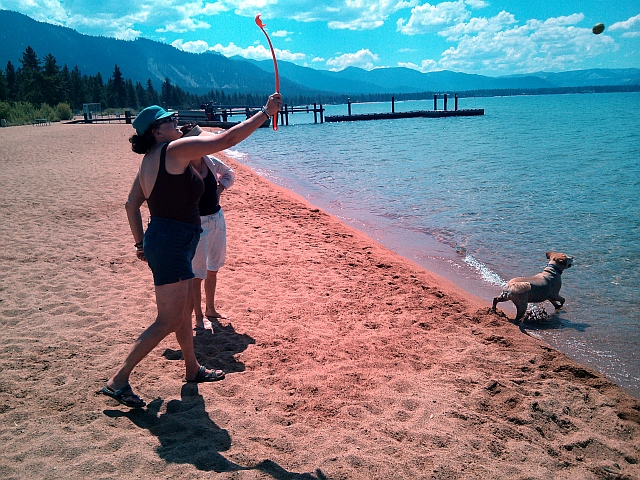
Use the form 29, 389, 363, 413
102, 93, 281, 408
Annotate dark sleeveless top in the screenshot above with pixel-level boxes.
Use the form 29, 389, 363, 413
197, 163, 222, 216
146, 144, 204, 226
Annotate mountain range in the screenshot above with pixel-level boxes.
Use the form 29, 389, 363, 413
1, 9, 639, 97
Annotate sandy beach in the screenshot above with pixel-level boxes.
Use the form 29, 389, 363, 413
0, 122, 638, 479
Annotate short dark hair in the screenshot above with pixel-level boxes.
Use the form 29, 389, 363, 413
129, 128, 156, 154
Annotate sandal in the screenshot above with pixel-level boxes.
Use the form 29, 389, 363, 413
185, 365, 225, 383
101, 383, 146, 408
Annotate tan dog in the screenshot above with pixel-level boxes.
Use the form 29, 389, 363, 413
492, 252, 573, 322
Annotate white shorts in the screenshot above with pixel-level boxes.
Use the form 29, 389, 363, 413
192, 209, 226, 279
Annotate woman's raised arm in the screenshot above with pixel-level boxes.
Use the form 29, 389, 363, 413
167, 93, 281, 165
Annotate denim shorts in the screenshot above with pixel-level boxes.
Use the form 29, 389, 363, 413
144, 217, 203, 286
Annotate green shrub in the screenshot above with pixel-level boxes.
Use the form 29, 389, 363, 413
37, 104, 55, 122
7, 101, 37, 125
0, 101, 75, 125
0, 101, 10, 122
55, 102, 73, 120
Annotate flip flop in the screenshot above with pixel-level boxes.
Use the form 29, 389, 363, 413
206, 312, 228, 320
101, 383, 146, 408
185, 365, 225, 383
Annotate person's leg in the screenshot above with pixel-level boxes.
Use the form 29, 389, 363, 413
192, 277, 206, 328
177, 278, 223, 381
106, 279, 192, 393
204, 210, 226, 319
191, 217, 209, 327
175, 278, 201, 378
204, 269, 219, 318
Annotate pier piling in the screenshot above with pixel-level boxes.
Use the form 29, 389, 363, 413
325, 94, 483, 122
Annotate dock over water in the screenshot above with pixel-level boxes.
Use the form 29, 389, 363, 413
325, 108, 484, 122
326, 94, 483, 123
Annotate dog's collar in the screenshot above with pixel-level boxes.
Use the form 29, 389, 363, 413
545, 263, 563, 275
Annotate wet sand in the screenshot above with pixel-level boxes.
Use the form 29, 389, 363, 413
0, 122, 638, 479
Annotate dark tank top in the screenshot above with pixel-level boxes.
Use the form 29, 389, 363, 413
198, 163, 221, 216
146, 144, 204, 226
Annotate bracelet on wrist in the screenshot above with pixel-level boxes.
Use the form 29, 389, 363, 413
260, 107, 271, 119
134, 241, 143, 250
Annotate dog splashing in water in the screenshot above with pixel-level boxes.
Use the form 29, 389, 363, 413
492, 251, 573, 323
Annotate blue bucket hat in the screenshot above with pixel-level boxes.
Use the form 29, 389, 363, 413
132, 105, 174, 135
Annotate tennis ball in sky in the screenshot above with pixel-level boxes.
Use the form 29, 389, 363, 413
592, 23, 605, 35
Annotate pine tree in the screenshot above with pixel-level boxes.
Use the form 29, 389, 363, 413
42, 53, 62, 106
161, 77, 173, 108
18, 46, 43, 104
59, 65, 71, 105
0, 68, 7, 102
125, 79, 137, 110
146, 79, 158, 106
5, 61, 17, 101
69, 66, 85, 109
134, 81, 147, 108
89, 72, 104, 105
109, 65, 127, 108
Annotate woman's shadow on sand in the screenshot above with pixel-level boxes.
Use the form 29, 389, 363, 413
104, 383, 325, 479
162, 317, 254, 373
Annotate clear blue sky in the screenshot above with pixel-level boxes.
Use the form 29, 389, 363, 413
1, 0, 638, 76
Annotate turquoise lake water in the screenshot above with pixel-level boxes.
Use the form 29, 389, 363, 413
227, 92, 640, 398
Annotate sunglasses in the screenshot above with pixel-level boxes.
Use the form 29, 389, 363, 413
153, 116, 177, 128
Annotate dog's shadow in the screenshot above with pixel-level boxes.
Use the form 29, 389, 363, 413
163, 317, 255, 373
104, 384, 325, 478
517, 308, 590, 333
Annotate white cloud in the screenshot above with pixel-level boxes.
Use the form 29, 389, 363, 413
236, 0, 417, 31
0, 0, 228, 37
0, 0, 68, 23
439, 10, 516, 37
210, 41, 265, 58
312, 57, 325, 62
64, 10, 151, 39
172, 38, 211, 53
274, 49, 306, 61
201, 1, 228, 15
609, 14, 640, 31
271, 30, 293, 37
437, 13, 617, 74
328, 19, 384, 30
116, 28, 143, 40
397, 0, 470, 35
156, 18, 210, 33
398, 59, 438, 72
209, 41, 306, 62
464, 0, 487, 8
326, 48, 379, 70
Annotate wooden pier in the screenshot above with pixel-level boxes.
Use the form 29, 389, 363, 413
325, 109, 484, 122
182, 103, 326, 129
65, 112, 131, 124
325, 94, 483, 123
70, 93, 481, 129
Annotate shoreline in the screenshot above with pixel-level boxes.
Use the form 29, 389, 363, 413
231, 145, 640, 401
0, 123, 638, 478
